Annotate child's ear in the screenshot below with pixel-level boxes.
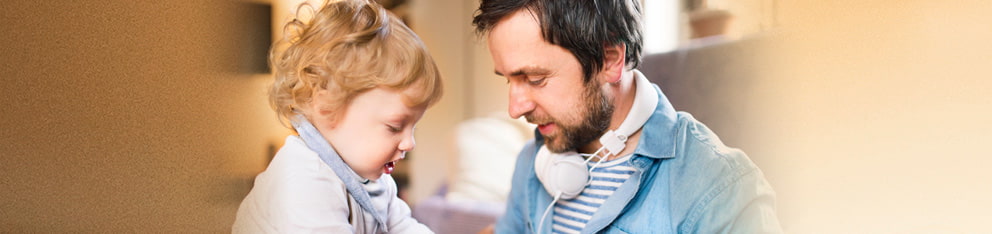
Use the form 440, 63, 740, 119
309, 90, 339, 129
599, 43, 627, 84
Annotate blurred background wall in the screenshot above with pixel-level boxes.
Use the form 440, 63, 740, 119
761, 0, 992, 232
0, 0, 291, 232
1, 0, 991, 232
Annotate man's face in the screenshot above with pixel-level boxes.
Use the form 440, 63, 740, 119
487, 9, 614, 153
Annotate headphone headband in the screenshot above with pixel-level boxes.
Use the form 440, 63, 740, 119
599, 71, 659, 155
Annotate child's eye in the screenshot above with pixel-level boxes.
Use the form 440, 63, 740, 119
386, 125, 401, 133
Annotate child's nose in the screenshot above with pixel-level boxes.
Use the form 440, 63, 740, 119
398, 134, 415, 152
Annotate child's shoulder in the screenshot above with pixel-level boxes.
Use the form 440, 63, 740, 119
263, 135, 345, 187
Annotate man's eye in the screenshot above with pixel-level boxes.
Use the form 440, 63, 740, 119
528, 77, 547, 85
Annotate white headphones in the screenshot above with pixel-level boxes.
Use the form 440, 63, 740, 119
533, 73, 658, 200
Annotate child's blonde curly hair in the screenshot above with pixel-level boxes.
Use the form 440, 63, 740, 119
269, 0, 443, 128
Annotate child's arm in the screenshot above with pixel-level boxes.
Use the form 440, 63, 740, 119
265, 170, 356, 232
383, 175, 433, 233
235, 137, 358, 233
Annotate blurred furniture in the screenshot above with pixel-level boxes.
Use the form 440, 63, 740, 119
640, 36, 769, 149
412, 115, 531, 234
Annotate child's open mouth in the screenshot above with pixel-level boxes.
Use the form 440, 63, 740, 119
384, 161, 396, 174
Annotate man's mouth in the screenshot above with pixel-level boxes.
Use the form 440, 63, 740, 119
537, 123, 555, 135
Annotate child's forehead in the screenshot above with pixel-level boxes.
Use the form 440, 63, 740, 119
395, 85, 433, 107
358, 87, 428, 116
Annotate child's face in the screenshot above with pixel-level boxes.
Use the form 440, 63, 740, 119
314, 87, 427, 180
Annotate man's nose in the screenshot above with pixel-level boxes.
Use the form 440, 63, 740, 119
507, 84, 535, 119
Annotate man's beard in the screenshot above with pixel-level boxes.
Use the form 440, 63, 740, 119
529, 81, 614, 153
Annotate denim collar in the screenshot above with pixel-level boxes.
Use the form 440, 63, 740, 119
631, 73, 679, 160
532, 70, 679, 160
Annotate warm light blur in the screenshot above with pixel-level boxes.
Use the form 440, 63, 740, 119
2, 0, 989, 232
748, 0, 992, 232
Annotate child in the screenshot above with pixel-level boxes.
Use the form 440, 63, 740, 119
233, 0, 442, 233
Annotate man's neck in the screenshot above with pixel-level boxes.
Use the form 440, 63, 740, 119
579, 70, 640, 161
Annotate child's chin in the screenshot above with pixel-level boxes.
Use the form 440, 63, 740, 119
358, 172, 383, 181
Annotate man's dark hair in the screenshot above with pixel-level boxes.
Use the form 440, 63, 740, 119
472, 0, 643, 83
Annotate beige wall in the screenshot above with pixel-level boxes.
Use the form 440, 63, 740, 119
0, 0, 290, 232
403, 0, 468, 204
705, 0, 776, 37
753, 0, 992, 232
404, 0, 511, 204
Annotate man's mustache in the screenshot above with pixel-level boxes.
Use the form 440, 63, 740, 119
525, 114, 553, 125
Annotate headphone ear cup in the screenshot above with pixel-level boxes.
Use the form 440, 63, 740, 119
535, 147, 589, 200
534, 147, 553, 185
548, 155, 588, 199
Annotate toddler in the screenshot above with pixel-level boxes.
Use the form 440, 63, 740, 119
233, 0, 442, 233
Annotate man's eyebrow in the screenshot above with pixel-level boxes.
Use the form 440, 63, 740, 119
494, 66, 552, 77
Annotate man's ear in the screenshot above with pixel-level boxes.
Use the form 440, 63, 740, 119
600, 43, 627, 84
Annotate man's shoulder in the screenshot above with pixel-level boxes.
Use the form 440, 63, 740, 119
670, 112, 759, 178
650, 112, 763, 206
662, 113, 782, 233
644, 112, 771, 227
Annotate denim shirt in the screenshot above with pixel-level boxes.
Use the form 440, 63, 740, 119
494, 84, 782, 234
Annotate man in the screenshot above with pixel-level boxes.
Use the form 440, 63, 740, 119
472, 0, 782, 233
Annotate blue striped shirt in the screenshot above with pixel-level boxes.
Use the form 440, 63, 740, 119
551, 155, 636, 234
